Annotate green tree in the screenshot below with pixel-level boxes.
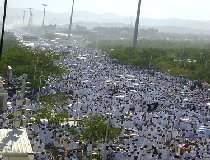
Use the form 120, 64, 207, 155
40, 93, 69, 106
30, 108, 68, 126
106, 46, 210, 82
0, 33, 66, 90
68, 114, 122, 143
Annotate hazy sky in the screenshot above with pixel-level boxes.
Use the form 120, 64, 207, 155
1, 0, 210, 20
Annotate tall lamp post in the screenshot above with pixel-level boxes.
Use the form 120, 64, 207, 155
68, 0, 75, 38
23, 10, 26, 26
42, 4, 47, 27
28, 8, 33, 28
0, 0, 8, 59
133, 0, 142, 48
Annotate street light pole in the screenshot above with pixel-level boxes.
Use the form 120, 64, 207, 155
28, 8, 33, 28
42, 4, 47, 27
68, 0, 75, 38
103, 110, 110, 160
103, 95, 114, 160
0, 0, 8, 59
133, 0, 142, 48
74, 96, 79, 126
37, 70, 42, 102
23, 10, 26, 26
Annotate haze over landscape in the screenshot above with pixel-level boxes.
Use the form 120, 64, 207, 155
0, 0, 210, 160
1, 0, 210, 20
0, 0, 210, 25
1, 0, 210, 34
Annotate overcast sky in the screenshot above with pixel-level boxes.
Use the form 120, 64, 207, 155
1, 0, 210, 20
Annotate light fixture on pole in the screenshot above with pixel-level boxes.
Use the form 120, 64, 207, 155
42, 4, 47, 27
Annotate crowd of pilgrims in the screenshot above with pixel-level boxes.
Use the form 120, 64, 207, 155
1, 45, 210, 160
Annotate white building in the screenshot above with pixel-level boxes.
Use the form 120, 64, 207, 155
0, 128, 34, 160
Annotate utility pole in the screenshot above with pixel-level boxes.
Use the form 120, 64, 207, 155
68, 0, 75, 38
0, 0, 8, 59
23, 10, 26, 26
42, 4, 47, 27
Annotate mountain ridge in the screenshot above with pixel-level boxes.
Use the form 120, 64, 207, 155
1, 7, 210, 34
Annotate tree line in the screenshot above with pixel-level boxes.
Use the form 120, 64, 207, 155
0, 33, 66, 89
108, 47, 210, 82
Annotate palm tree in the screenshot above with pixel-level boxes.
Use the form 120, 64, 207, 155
133, 0, 142, 48
68, 0, 75, 38
0, 0, 8, 58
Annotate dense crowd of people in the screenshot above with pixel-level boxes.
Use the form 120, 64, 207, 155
37, 46, 210, 159
1, 33, 210, 159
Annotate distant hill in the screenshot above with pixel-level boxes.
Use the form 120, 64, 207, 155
1, 7, 210, 34
153, 26, 210, 35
